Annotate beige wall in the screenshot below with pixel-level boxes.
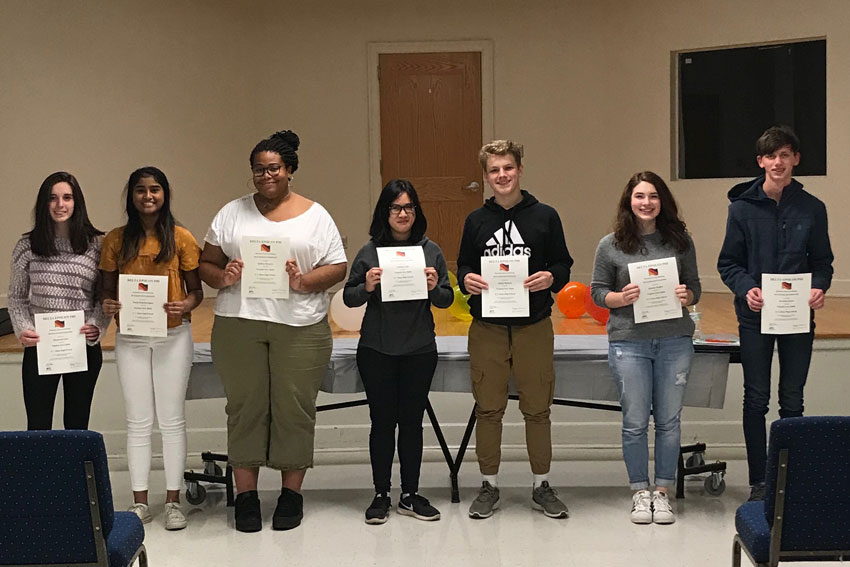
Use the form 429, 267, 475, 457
1, 0, 847, 301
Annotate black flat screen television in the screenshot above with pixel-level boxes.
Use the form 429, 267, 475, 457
677, 39, 825, 179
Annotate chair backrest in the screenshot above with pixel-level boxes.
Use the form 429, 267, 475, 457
0, 430, 115, 565
763, 416, 850, 553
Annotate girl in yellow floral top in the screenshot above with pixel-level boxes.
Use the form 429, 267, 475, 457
100, 166, 202, 531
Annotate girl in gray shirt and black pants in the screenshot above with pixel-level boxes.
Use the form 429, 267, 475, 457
344, 179, 453, 525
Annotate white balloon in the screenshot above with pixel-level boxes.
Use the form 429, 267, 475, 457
329, 291, 365, 331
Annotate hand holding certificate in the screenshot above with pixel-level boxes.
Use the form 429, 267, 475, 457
34, 311, 88, 375
481, 255, 529, 317
241, 236, 290, 299
376, 246, 428, 302
627, 257, 682, 323
119, 275, 168, 337
761, 273, 811, 334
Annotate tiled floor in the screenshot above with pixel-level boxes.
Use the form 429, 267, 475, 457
109, 457, 825, 567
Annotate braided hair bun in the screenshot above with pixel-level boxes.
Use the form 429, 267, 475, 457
250, 129, 301, 173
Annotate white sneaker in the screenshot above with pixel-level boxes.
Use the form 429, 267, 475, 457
651, 490, 675, 524
165, 502, 188, 531
128, 503, 152, 524
630, 490, 652, 524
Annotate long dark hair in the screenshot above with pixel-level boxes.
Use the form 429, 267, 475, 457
28, 171, 103, 256
613, 171, 690, 255
369, 179, 427, 245
120, 166, 176, 266
250, 130, 300, 172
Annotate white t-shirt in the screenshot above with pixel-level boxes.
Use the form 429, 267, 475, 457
205, 194, 347, 326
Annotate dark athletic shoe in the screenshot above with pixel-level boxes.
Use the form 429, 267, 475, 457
234, 491, 262, 533
397, 493, 441, 521
468, 481, 500, 519
365, 493, 392, 525
273, 487, 303, 530
532, 481, 569, 518
748, 483, 766, 502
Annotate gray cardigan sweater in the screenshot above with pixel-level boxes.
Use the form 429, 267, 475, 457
343, 237, 454, 355
590, 231, 701, 341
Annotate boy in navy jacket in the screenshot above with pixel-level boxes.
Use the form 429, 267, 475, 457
717, 125, 833, 501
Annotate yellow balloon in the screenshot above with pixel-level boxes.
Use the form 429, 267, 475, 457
448, 285, 472, 321
448, 270, 458, 288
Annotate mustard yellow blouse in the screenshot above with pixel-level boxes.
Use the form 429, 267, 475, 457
100, 225, 201, 328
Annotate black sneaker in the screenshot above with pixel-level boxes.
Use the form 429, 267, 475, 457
365, 493, 392, 525
234, 491, 262, 533
397, 493, 440, 521
748, 483, 766, 502
273, 487, 304, 530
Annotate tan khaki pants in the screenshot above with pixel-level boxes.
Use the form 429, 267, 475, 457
468, 317, 555, 475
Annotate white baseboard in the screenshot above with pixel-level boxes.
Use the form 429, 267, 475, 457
102, 420, 747, 470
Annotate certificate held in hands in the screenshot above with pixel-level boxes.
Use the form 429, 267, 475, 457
241, 236, 290, 299
481, 255, 529, 318
627, 257, 682, 324
761, 273, 811, 334
118, 274, 168, 337
34, 310, 87, 375
376, 246, 427, 302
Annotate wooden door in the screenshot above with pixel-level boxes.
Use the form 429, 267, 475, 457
379, 51, 483, 269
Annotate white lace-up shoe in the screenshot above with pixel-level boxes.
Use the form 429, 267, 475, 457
128, 502, 152, 524
651, 490, 675, 524
165, 502, 187, 530
630, 490, 652, 524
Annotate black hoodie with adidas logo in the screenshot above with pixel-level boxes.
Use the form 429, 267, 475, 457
457, 190, 573, 326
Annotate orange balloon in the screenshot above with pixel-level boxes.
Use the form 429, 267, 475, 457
584, 285, 610, 324
557, 281, 587, 318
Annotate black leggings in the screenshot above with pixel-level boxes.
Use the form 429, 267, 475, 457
356, 346, 437, 494
22, 344, 103, 430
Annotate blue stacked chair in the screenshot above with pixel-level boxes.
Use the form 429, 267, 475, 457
0, 430, 147, 567
733, 416, 850, 567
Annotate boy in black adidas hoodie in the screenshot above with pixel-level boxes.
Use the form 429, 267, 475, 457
717, 125, 833, 501
457, 140, 573, 519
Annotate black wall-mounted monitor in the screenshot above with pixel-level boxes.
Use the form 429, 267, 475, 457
677, 39, 826, 179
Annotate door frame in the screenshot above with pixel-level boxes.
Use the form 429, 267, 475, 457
367, 40, 495, 208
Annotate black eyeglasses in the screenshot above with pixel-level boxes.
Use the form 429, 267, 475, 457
252, 164, 284, 177
388, 204, 416, 215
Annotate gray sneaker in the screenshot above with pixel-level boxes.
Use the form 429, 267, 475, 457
468, 481, 500, 519
532, 481, 568, 518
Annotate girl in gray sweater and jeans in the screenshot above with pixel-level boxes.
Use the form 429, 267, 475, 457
591, 171, 700, 525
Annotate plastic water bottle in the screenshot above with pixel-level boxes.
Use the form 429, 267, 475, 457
689, 305, 703, 341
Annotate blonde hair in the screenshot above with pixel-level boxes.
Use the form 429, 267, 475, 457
478, 139, 524, 170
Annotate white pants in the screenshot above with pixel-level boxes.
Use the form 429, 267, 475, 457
115, 322, 193, 492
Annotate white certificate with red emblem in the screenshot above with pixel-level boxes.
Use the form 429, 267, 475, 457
480, 255, 529, 317
628, 257, 681, 324
34, 310, 87, 375
241, 236, 290, 299
119, 274, 168, 337
376, 246, 427, 302
761, 273, 811, 334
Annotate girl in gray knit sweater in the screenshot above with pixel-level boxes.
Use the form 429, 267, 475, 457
591, 171, 701, 526
8, 171, 109, 430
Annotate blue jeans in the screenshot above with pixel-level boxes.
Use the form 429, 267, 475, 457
739, 326, 814, 486
608, 336, 694, 490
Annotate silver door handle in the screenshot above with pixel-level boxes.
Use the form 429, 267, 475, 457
463, 182, 481, 192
